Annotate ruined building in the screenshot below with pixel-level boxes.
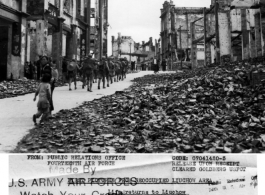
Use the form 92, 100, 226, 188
160, 1, 207, 68
160, 0, 265, 68
0, 0, 29, 80
0, 0, 105, 80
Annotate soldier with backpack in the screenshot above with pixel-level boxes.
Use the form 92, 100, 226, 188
97, 56, 110, 89
82, 54, 96, 92
107, 56, 116, 84
120, 58, 128, 80
115, 58, 122, 82
67, 59, 77, 91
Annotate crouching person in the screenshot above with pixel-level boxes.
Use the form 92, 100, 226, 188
33, 74, 51, 125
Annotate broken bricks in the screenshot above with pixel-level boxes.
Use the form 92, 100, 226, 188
13, 66, 265, 153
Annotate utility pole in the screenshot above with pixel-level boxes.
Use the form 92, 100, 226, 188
179, 25, 183, 69
215, 0, 220, 64
241, 9, 249, 60
86, 0, 91, 56
99, 0, 103, 60
171, 41, 173, 70
129, 41, 132, 65
185, 13, 189, 48
175, 31, 178, 50
179, 25, 182, 49
190, 22, 196, 69
105, 0, 108, 57
204, 7, 207, 67
117, 33, 121, 58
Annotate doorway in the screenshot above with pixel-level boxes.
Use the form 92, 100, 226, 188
0, 27, 8, 81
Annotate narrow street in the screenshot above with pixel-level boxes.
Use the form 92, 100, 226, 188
8, 66, 265, 154
0, 71, 159, 153
2, 0, 265, 194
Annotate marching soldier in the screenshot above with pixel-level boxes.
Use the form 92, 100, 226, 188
82, 54, 95, 92
107, 56, 116, 84
67, 59, 77, 91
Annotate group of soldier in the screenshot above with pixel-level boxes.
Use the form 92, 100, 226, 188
62, 55, 129, 92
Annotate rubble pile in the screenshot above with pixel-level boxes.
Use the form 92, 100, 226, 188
0, 79, 66, 99
15, 66, 265, 153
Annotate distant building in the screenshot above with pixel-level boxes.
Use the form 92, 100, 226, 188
139, 37, 155, 65
111, 33, 137, 62
160, 1, 175, 62
111, 34, 156, 70
160, 0, 206, 68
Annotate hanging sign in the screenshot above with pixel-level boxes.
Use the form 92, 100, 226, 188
231, 0, 258, 8
80, 33, 87, 60
47, 3, 59, 27
91, 8, 96, 18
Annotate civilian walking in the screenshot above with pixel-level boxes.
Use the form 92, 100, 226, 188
40, 56, 54, 114
33, 74, 51, 125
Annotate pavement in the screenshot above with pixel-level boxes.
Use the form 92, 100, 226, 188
0, 71, 174, 153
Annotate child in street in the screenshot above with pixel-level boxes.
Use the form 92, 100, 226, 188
33, 74, 51, 125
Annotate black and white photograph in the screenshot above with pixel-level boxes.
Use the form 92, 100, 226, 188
0, 0, 265, 194
1, 0, 265, 154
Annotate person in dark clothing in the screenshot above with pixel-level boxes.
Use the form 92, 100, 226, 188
49, 57, 53, 64
36, 56, 42, 80
24, 62, 29, 79
131, 62, 134, 71
32, 62, 36, 80
28, 62, 34, 79
162, 59, 167, 71
77, 61, 83, 78
157, 59, 161, 71
41, 57, 52, 80
62, 58, 68, 83
131, 62, 133, 71
153, 58, 159, 74
130, 61, 135, 72
50, 60, 58, 105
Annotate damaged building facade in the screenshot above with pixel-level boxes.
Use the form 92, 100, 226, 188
160, 0, 265, 69
111, 33, 137, 62
0, 0, 107, 80
138, 37, 156, 67
26, 0, 92, 74
160, 1, 207, 69
111, 33, 156, 69
0, 0, 29, 80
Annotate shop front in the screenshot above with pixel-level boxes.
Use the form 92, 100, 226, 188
0, 0, 28, 80
0, 20, 9, 81
77, 24, 87, 62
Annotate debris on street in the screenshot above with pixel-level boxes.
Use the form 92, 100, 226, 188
14, 65, 265, 153
0, 78, 67, 99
